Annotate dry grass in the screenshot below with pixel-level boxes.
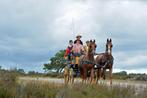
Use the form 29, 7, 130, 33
0, 72, 147, 98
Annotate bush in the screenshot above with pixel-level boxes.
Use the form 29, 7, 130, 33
44, 72, 63, 78
16, 81, 60, 98
0, 71, 17, 98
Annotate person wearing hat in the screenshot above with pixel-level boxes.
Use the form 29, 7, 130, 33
73, 39, 84, 76
74, 34, 83, 45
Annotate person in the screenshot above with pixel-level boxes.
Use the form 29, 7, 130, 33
74, 34, 83, 45
64, 40, 74, 68
73, 40, 84, 71
83, 40, 90, 55
73, 40, 84, 57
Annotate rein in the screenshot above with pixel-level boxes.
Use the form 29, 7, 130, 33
97, 56, 114, 69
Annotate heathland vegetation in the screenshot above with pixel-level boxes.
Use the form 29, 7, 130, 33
0, 69, 147, 98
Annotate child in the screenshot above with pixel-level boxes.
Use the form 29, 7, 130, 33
64, 40, 74, 68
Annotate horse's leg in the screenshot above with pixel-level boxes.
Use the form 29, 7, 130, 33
94, 70, 98, 84
71, 70, 74, 84
64, 75, 66, 84
80, 65, 87, 84
64, 74, 68, 85
67, 74, 70, 84
96, 69, 100, 84
66, 73, 69, 85
69, 75, 71, 84
103, 69, 106, 80
83, 67, 87, 84
109, 67, 113, 86
97, 67, 103, 84
90, 68, 94, 84
80, 67, 84, 84
71, 75, 74, 84
82, 74, 85, 84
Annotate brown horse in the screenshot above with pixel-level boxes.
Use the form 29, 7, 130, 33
95, 38, 114, 85
79, 40, 97, 84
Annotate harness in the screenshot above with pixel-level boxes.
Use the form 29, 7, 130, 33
96, 57, 114, 69
81, 60, 95, 65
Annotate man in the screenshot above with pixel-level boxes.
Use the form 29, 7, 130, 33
73, 40, 84, 68
74, 34, 83, 45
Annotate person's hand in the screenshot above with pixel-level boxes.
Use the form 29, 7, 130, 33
64, 57, 67, 60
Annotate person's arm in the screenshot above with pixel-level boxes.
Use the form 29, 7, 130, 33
72, 44, 75, 53
64, 48, 69, 58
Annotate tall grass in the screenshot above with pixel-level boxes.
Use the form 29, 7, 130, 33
0, 71, 147, 98
56, 84, 138, 98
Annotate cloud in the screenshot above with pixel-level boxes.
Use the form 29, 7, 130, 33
0, 0, 147, 73
113, 50, 147, 69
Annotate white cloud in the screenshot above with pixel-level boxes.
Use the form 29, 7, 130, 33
113, 51, 147, 69
0, 0, 147, 72
113, 68, 147, 74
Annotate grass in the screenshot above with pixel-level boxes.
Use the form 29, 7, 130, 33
0, 71, 147, 98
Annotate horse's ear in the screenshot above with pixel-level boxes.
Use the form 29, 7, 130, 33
107, 38, 109, 42
93, 39, 95, 43
110, 38, 112, 42
90, 40, 92, 42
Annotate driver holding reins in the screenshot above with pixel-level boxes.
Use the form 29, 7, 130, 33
73, 34, 84, 69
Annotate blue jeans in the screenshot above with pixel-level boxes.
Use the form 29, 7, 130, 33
74, 53, 81, 57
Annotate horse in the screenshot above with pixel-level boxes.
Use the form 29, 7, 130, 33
69, 67, 74, 84
79, 40, 97, 84
63, 66, 69, 85
63, 58, 75, 85
95, 38, 114, 85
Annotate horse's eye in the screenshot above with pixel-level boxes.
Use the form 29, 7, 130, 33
111, 45, 113, 47
95, 45, 97, 48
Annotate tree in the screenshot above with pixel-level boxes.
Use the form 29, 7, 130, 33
43, 50, 66, 73
17, 69, 25, 74
28, 71, 36, 75
113, 71, 128, 79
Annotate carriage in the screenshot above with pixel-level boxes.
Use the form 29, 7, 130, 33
64, 39, 114, 85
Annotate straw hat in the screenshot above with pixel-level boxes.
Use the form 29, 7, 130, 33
76, 34, 82, 38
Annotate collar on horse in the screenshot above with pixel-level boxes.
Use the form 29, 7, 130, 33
81, 60, 95, 65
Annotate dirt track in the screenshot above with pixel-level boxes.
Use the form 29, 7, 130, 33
19, 77, 147, 93
19, 77, 147, 89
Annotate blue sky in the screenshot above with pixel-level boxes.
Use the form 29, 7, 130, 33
0, 0, 147, 73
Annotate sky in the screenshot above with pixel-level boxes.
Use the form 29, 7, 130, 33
0, 0, 147, 73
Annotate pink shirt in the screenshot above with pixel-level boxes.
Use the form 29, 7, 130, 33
73, 43, 84, 53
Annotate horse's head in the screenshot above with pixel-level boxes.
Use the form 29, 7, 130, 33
106, 38, 113, 55
89, 40, 97, 55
